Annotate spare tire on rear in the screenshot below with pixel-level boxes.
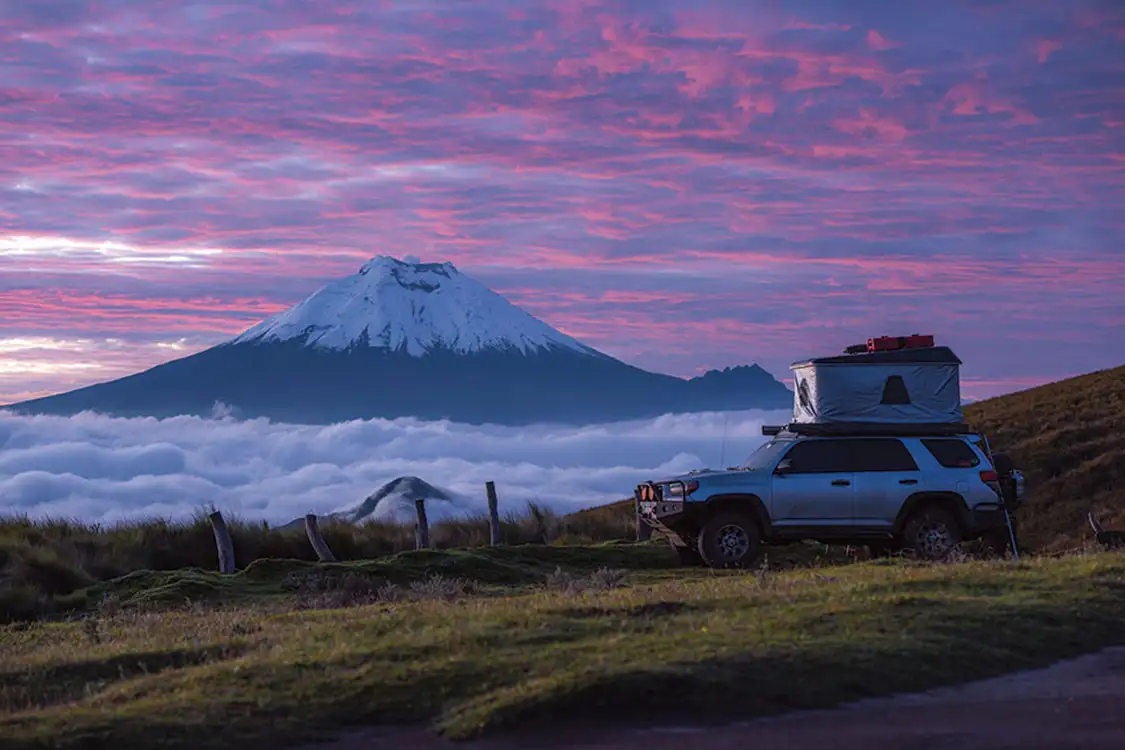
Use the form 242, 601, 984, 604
990, 451, 1021, 507
992, 451, 1015, 475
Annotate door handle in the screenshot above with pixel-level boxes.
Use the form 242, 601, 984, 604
899, 479, 918, 485
831, 479, 850, 486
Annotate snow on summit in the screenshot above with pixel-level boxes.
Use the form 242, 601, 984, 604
231, 256, 598, 356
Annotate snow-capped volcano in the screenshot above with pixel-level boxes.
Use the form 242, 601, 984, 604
231, 256, 598, 357
8, 256, 792, 426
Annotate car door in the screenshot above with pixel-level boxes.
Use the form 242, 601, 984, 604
770, 439, 854, 528
848, 437, 923, 529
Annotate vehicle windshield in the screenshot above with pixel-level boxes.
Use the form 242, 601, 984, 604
740, 439, 791, 470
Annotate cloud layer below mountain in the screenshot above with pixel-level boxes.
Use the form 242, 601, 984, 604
0, 408, 789, 525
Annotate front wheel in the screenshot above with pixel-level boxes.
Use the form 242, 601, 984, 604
697, 511, 762, 569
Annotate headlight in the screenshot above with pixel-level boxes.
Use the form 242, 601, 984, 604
664, 480, 699, 497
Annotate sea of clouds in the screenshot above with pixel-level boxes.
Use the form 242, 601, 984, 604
0, 408, 790, 526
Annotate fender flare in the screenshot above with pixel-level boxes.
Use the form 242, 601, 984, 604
893, 491, 971, 535
701, 493, 772, 537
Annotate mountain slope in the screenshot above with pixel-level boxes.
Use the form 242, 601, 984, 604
964, 364, 1125, 552
6, 256, 791, 425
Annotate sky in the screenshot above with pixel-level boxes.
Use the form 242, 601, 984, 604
2, 0, 1124, 405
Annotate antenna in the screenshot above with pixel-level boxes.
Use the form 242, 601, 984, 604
718, 414, 730, 468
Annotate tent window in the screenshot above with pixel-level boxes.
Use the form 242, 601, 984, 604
881, 375, 911, 405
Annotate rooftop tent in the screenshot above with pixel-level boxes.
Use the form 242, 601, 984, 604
789, 345, 964, 427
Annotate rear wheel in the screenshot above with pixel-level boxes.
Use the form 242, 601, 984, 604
697, 511, 762, 569
901, 507, 963, 560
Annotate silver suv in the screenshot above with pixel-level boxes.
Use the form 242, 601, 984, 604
635, 429, 1025, 567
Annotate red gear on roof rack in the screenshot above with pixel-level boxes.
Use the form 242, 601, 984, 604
866, 334, 934, 352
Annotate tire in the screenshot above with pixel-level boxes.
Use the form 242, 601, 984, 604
900, 506, 963, 560
674, 545, 705, 567
697, 510, 762, 569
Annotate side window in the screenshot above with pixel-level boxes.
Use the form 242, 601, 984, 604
922, 438, 980, 468
779, 440, 851, 473
848, 438, 919, 472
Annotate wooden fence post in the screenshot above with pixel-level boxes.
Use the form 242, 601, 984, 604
486, 481, 501, 547
208, 510, 236, 573
304, 514, 337, 562
414, 498, 430, 549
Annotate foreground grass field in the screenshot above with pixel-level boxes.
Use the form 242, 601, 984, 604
4, 545, 1125, 750
0, 502, 638, 622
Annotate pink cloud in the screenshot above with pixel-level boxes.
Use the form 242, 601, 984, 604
866, 30, 898, 51
1037, 39, 1062, 64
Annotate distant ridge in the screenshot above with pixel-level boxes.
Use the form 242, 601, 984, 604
7, 256, 793, 426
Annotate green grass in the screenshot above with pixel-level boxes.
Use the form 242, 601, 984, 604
4, 548, 1125, 749
0, 502, 640, 623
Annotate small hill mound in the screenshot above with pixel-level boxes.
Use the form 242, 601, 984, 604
964, 365, 1125, 551
342, 476, 461, 523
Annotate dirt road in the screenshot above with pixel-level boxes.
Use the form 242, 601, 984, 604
299, 646, 1125, 750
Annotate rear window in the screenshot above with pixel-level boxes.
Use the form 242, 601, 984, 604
921, 438, 980, 468
848, 438, 919, 472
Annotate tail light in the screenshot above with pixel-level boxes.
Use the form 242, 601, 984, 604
979, 470, 999, 483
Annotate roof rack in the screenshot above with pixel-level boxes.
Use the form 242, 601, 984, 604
762, 422, 973, 438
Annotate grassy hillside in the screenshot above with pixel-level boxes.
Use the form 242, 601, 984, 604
964, 364, 1125, 551
3, 551, 1125, 749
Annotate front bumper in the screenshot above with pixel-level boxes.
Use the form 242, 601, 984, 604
636, 482, 692, 546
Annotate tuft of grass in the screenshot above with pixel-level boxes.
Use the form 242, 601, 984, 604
3, 553, 1125, 750
544, 565, 628, 594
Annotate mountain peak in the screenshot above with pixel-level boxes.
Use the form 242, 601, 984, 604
357, 255, 456, 284
229, 255, 598, 357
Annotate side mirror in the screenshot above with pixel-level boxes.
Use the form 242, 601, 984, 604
774, 459, 794, 475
